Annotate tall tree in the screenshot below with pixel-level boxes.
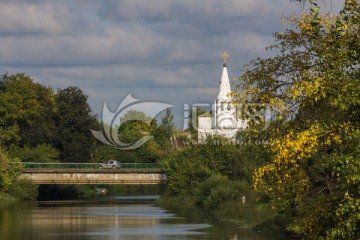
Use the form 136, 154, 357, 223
0, 73, 56, 147
54, 86, 98, 163
118, 109, 157, 144
187, 107, 207, 140
20, 82, 57, 147
234, 1, 359, 238
154, 109, 174, 150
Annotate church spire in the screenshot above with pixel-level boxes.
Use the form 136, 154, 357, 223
213, 51, 236, 129
216, 51, 232, 102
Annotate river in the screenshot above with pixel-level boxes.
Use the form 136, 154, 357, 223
0, 195, 271, 240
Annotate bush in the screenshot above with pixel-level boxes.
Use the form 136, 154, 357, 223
195, 174, 244, 210
7, 178, 38, 201
0, 148, 22, 192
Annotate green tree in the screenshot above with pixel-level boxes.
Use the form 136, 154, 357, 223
9, 144, 59, 163
154, 109, 175, 150
54, 86, 99, 163
119, 110, 157, 142
163, 136, 240, 196
234, 1, 360, 238
0, 145, 38, 201
117, 110, 159, 163
187, 107, 207, 140
0, 147, 22, 192
90, 144, 117, 163
19, 82, 57, 147
0, 73, 56, 146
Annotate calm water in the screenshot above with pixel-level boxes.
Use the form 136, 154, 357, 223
0, 195, 271, 240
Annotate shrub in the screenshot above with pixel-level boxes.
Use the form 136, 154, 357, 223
7, 177, 38, 201
195, 174, 243, 210
0, 148, 22, 192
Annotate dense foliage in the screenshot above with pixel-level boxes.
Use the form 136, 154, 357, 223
161, 135, 268, 216
0, 74, 99, 164
0, 73, 176, 202
0, 147, 37, 202
54, 86, 99, 162
234, 1, 360, 238
0, 148, 22, 192
0, 73, 56, 146
154, 109, 175, 150
0, 73, 172, 165
2, 5, 358, 237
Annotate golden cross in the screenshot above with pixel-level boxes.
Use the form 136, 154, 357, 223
221, 51, 230, 64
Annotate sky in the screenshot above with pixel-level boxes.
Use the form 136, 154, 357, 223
0, 0, 343, 128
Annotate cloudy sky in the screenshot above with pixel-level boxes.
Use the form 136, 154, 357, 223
0, 0, 343, 127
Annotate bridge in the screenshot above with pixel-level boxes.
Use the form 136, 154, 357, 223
20, 163, 167, 185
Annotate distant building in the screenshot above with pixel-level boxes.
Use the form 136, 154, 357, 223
197, 52, 248, 142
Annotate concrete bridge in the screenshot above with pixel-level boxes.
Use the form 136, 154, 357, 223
20, 163, 167, 185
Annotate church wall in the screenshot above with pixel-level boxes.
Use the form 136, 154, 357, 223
198, 116, 212, 130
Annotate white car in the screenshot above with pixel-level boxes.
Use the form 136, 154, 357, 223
98, 160, 121, 169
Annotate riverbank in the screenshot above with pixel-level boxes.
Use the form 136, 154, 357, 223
157, 194, 273, 225
157, 194, 291, 238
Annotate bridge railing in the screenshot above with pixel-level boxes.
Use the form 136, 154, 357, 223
18, 162, 163, 169
120, 163, 163, 169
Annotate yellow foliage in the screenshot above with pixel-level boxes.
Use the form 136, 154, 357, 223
253, 125, 320, 199
236, 1, 360, 238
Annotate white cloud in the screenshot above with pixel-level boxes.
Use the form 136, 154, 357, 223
99, 0, 288, 21
0, 24, 167, 66
0, 0, 320, 127
0, 2, 71, 35
99, 0, 173, 21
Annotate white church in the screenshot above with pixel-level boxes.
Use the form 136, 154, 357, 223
197, 52, 248, 142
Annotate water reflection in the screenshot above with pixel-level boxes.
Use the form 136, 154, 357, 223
0, 195, 268, 240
